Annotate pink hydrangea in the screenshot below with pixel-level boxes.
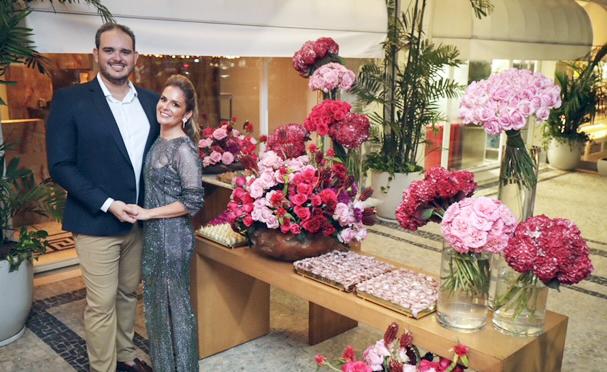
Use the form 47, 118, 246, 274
459, 69, 561, 135
441, 197, 516, 254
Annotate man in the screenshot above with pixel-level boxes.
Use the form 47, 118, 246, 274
47, 23, 159, 372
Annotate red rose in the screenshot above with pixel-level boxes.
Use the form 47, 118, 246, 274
290, 224, 302, 235
302, 216, 323, 234
311, 195, 322, 207
290, 193, 308, 206
202, 127, 214, 137
280, 219, 291, 234
322, 224, 336, 237
294, 206, 311, 220
453, 343, 469, 357
319, 189, 337, 205
270, 190, 285, 206
296, 183, 313, 196
243, 216, 253, 227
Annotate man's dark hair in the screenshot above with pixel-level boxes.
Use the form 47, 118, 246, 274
95, 23, 136, 50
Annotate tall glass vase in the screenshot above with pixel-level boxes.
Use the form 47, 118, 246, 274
492, 272, 548, 336
488, 130, 540, 309
436, 244, 491, 332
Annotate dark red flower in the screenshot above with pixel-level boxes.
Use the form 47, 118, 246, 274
266, 123, 310, 159
453, 343, 469, 357
383, 322, 399, 345
302, 215, 325, 234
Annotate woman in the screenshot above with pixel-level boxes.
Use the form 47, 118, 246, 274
128, 75, 204, 372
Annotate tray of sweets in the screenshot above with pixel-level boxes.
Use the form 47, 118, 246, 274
292, 251, 395, 292
197, 223, 248, 248
355, 269, 438, 319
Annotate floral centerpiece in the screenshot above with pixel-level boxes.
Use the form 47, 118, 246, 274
198, 119, 259, 173
493, 215, 593, 335
226, 140, 375, 260
396, 167, 476, 231
437, 197, 516, 331
314, 322, 469, 372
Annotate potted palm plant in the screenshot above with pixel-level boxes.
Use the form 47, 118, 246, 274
544, 43, 607, 171
0, 143, 64, 346
352, 0, 492, 219
0, 0, 109, 346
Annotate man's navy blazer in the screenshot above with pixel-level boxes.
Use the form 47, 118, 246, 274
47, 78, 160, 236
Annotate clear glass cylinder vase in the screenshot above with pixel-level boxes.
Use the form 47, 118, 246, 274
489, 130, 540, 309
492, 272, 548, 336
436, 245, 491, 332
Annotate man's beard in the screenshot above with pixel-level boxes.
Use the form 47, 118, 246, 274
99, 64, 132, 86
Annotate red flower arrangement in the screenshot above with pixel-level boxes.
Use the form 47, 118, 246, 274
504, 215, 593, 288
293, 37, 340, 77
198, 119, 259, 170
266, 123, 311, 159
396, 167, 477, 231
314, 322, 469, 372
226, 146, 375, 244
303, 100, 370, 151
304, 100, 351, 136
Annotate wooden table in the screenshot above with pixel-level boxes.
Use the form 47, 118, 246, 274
191, 238, 568, 371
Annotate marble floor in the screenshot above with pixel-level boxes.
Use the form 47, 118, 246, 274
0, 170, 606, 371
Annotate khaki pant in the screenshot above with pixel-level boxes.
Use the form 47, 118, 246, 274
74, 224, 143, 372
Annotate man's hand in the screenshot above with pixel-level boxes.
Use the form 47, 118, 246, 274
108, 200, 138, 223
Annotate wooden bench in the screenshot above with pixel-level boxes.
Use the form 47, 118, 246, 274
191, 238, 568, 372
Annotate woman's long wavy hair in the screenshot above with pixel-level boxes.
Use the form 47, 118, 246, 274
163, 74, 200, 142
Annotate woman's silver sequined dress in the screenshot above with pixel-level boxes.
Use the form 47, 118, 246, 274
142, 136, 204, 372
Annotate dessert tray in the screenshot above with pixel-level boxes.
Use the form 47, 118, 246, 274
292, 251, 395, 292
355, 269, 438, 319
197, 223, 248, 248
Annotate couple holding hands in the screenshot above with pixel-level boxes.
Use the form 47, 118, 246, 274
47, 23, 204, 372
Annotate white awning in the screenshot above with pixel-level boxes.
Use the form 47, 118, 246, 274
577, 1, 607, 47
430, 0, 593, 60
25, 0, 387, 58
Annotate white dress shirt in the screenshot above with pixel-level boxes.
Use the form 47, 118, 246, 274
97, 75, 151, 212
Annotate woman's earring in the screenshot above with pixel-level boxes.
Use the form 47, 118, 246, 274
182, 118, 187, 128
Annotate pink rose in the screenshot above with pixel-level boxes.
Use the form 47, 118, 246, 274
209, 151, 222, 164
221, 151, 235, 165
198, 138, 213, 148
212, 127, 228, 140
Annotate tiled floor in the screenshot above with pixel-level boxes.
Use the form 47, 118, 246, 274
1, 170, 606, 371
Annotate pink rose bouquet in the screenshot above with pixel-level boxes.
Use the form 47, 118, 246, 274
493, 215, 593, 318
309, 62, 356, 93
396, 167, 476, 231
459, 69, 561, 191
198, 119, 259, 171
459, 69, 561, 135
314, 323, 469, 372
440, 197, 516, 296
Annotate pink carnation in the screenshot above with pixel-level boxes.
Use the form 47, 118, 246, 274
309, 62, 356, 93
441, 197, 516, 254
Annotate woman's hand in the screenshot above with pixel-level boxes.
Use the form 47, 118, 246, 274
126, 204, 153, 221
